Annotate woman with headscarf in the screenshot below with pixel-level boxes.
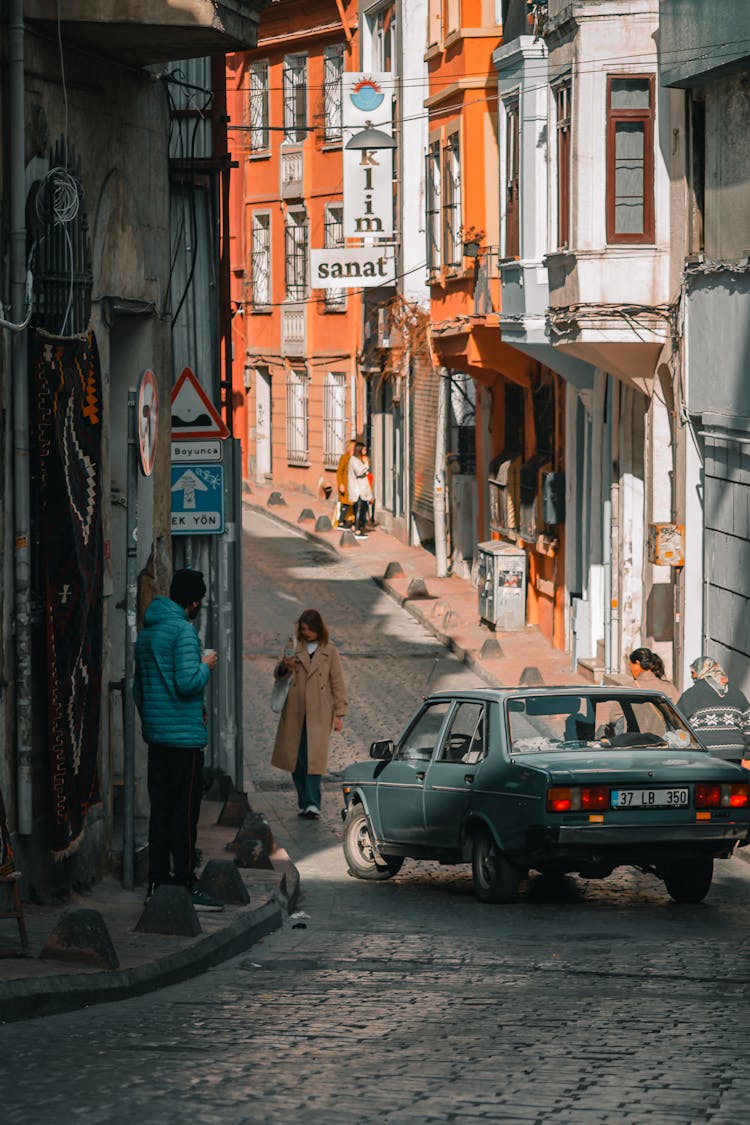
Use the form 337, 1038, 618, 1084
675, 656, 750, 763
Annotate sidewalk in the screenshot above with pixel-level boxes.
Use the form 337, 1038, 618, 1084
249, 479, 589, 691
0, 797, 297, 1024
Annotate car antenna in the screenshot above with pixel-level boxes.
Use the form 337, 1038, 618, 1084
423, 654, 440, 697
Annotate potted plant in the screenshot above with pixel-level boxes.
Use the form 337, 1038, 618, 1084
460, 225, 485, 258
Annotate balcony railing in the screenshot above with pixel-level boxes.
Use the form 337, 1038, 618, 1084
282, 302, 306, 356
281, 147, 304, 200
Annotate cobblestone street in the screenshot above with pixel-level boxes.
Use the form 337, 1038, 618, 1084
2, 511, 750, 1124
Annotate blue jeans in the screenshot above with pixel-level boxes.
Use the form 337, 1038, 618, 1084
292, 721, 322, 810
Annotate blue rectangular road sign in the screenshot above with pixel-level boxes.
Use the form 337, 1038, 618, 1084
171, 463, 224, 535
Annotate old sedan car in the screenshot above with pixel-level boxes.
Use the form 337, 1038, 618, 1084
341, 687, 750, 904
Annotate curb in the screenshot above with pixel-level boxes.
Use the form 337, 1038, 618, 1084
0, 899, 283, 1025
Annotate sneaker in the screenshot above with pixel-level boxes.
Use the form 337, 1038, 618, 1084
190, 886, 225, 913
145, 882, 158, 903
302, 805, 321, 819
354, 532, 368, 540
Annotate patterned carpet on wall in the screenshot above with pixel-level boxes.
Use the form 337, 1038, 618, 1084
31, 328, 103, 859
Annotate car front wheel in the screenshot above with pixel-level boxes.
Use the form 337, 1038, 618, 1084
662, 856, 713, 903
343, 806, 404, 881
471, 827, 523, 903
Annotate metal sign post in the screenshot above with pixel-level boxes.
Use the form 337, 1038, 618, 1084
122, 389, 138, 889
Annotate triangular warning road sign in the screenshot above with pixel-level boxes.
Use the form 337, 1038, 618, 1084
170, 367, 229, 440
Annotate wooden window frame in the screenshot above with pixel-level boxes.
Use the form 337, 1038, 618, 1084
286, 368, 309, 465
442, 131, 462, 271
606, 74, 655, 245
323, 204, 346, 310
425, 139, 442, 275
504, 97, 520, 259
554, 80, 571, 250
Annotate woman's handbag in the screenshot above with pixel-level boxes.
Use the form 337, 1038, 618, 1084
270, 670, 291, 714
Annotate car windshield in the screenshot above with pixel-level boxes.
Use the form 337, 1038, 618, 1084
506, 692, 703, 754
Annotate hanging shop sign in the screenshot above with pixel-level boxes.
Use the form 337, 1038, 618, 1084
342, 73, 395, 239
310, 246, 397, 288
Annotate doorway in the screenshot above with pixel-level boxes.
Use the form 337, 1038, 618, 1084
255, 366, 272, 481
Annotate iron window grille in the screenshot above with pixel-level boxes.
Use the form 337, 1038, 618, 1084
425, 140, 441, 273
443, 133, 462, 269
286, 368, 309, 464
323, 372, 347, 469
323, 44, 344, 143
251, 212, 271, 307
283, 54, 307, 144
284, 210, 308, 301
323, 205, 346, 310
249, 60, 270, 151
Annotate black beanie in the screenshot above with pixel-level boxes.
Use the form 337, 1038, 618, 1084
170, 568, 206, 607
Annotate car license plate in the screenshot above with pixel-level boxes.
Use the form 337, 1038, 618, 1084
611, 788, 689, 809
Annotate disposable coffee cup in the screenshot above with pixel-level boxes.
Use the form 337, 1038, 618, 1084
203, 648, 216, 659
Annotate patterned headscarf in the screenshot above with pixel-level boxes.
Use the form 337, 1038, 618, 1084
690, 656, 729, 697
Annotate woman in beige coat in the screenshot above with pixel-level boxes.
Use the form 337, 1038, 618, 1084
628, 648, 679, 702
271, 609, 347, 818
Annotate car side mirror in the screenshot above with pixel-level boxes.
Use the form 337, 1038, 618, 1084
370, 739, 394, 761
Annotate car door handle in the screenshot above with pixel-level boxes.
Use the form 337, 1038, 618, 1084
464, 774, 475, 783
416, 771, 426, 781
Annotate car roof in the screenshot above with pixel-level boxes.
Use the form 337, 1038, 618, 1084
426, 686, 676, 702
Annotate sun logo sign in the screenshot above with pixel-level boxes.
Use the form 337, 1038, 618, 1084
350, 77, 385, 113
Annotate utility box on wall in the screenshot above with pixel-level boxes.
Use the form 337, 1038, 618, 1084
647, 523, 684, 566
477, 541, 527, 630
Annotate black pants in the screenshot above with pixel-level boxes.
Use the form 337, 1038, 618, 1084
353, 497, 368, 533
147, 745, 204, 887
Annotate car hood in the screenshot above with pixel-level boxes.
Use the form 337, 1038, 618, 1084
510, 748, 747, 783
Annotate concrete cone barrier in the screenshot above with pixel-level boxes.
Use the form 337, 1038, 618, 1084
40, 908, 119, 969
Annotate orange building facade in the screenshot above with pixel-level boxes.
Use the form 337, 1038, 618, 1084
226, 1, 363, 501
425, 0, 567, 649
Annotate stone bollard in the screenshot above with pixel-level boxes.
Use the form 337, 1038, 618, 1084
384, 561, 404, 579
297, 508, 315, 523
406, 577, 430, 599
198, 860, 250, 905
267, 491, 286, 506
315, 515, 333, 532
480, 637, 504, 659
339, 529, 358, 548
519, 666, 544, 686
134, 886, 202, 937
216, 790, 252, 827
40, 908, 119, 969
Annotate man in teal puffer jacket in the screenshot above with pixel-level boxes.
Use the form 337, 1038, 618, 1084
134, 569, 223, 912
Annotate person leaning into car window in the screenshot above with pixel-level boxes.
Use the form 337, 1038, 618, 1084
271, 609, 347, 818
675, 656, 750, 764
627, 648, 679, 703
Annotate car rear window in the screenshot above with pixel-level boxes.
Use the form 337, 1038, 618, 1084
506, 693, 702, 753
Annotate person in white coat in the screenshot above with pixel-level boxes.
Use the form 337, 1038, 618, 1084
347, 441, 372, 539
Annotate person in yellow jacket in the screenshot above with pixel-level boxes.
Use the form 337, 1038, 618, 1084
335, 438, 356, 528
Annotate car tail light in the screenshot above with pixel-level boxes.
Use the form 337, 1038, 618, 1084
547, 786, 611, 813
695, 783, 750, 809
547, 787, 574, 812
581, 786, 608, 811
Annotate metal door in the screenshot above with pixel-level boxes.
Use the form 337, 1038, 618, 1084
376, 700, 451, 845
255, 366, 272, 480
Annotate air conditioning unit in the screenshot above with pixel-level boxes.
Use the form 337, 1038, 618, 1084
377, 307, 391, 348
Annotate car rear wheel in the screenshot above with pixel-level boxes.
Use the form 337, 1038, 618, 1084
663, 856, 713, 903
471, 827, 523, 903
343, 806, 404, 881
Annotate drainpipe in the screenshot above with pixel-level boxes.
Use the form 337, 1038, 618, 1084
603, 375, 614, 675
9, 0, 33, 835
434, 366, 448, 577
